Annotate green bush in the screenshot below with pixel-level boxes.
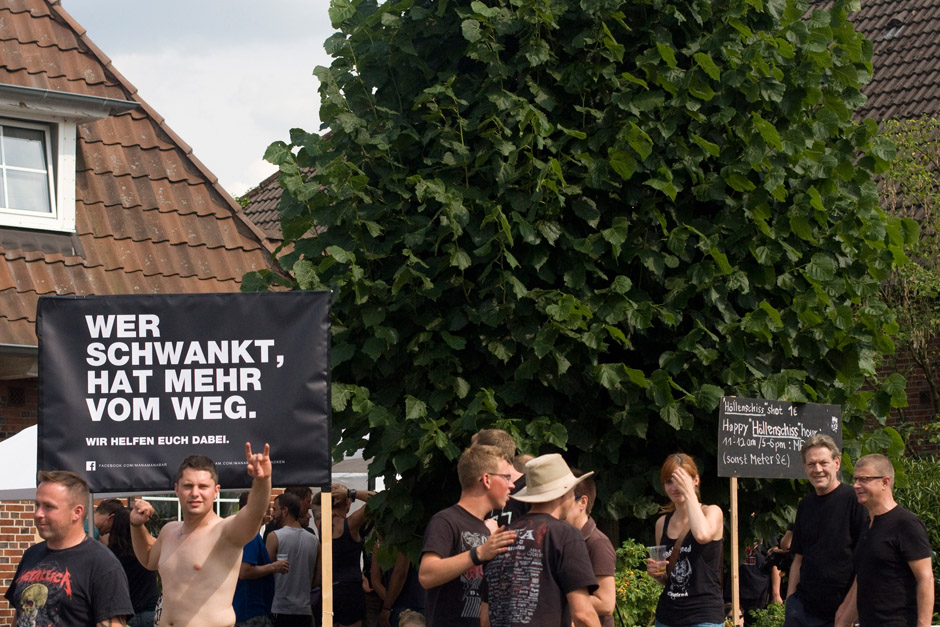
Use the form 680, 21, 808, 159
893, 455, 940, 614
748, 601, 785, 627
614, 539, 661, 627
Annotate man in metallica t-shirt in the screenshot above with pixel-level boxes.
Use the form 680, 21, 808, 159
5, 470, 133, 626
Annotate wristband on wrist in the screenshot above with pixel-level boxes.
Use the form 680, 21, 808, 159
470, 545, 483, 566
348, 488, 357, 502
130, 522, 144, 528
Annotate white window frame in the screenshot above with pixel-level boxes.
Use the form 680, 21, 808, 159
0, 117, 66, 230
0, 110, 77, 233
0, 85, 137, 234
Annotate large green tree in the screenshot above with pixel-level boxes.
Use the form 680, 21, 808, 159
249, 0, 911, 549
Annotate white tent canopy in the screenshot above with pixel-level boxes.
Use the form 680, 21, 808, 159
0, 425, 37, 500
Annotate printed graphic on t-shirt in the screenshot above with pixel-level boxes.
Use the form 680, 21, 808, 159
666, 544, 692, 599
12, 560, 73, 626
487, 523, 546, 624
460, 530, 488, 618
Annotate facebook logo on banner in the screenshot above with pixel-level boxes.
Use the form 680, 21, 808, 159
86, 461, 96, 471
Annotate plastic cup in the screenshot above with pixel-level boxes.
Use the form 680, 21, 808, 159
647, 545, 668, 574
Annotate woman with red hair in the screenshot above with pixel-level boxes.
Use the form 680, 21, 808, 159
646, 453, 725, 627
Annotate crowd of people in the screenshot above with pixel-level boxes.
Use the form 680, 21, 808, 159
2, 431, 934, 627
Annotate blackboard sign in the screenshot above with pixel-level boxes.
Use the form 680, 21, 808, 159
717, 396, 841, 479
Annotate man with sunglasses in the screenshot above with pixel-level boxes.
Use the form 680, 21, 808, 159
836, 454, 933, 627
419, 445, 517, 626
784, 434, 868, 627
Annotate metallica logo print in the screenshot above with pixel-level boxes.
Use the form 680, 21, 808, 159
10, 561, 73, 626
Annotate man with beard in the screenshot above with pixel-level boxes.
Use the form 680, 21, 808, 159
5, 470, 133, 626
266, 492, 319, 626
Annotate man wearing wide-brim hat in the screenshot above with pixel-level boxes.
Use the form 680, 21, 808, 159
480, 454, 602, 627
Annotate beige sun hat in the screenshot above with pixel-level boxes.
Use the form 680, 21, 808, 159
510, 453, 594, 503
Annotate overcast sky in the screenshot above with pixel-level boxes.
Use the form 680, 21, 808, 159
63, 1, 335, 196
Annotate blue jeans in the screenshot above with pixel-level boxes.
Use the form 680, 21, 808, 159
655, 621, 724, 627
783, 594, 833, 627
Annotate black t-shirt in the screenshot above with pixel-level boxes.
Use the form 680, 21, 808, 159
481, 512, 597, 627
655, 512, 725, 625
5, 537, 134, 626
487, 476, 528, 527
854, 506, 932, 627
729, 540, 771, 612
790, 482, 868, 619
421, 504, 490, 627
117, 552, 160, 613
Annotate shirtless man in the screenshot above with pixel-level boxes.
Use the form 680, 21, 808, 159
130, 443, 272, 627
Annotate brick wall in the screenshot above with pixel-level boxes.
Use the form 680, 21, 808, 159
0, 379, 37, 440
880, 340, 940, 456
0, 500, 37, 622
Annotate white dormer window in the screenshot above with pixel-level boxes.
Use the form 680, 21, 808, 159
0, 84, 137, 233
0, 119, 56, 218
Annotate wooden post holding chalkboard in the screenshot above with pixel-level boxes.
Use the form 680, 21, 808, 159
730, 476, 740, 626
717, 396, 841, 627
321, 489, 334, 627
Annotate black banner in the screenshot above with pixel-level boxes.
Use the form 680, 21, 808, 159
37, 292, 331, 493
717, 396, 841, 479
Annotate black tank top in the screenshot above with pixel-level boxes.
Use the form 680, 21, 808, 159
655, 511, 725, 625
332, 518, 363, 584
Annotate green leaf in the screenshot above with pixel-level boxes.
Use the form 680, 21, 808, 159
656, 42, 677, 68
627, 123, 654, 161
725, 172, 756, 192
405, 395, 427, 421
609, 151, 637, 180
691, 133, 720, 157
752, 113, 783, 150
693, 52, 721, 80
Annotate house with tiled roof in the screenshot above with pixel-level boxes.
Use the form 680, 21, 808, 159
0, 0, 281, 613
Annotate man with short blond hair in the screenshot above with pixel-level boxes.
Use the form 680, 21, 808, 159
6, 470, 133, 626
473, 428, 527, 527
837, 454, 933, 627
419, 445, 517, 627
130, 443, 273, 627
785, 434, 867, 627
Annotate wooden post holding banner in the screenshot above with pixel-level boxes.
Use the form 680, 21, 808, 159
730, 477, 740, 626
321, 489, 334, 627
717, 396, 842, 627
